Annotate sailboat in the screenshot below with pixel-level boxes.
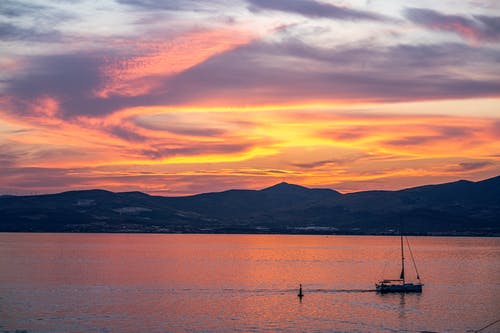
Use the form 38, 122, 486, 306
376, 230, 423, 293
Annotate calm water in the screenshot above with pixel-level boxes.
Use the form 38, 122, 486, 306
0, 234, 499, 333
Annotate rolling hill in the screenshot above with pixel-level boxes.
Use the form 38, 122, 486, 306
1, 176, 499, 235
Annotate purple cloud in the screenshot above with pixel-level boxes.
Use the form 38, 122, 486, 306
248, 0, 388, 21
405, 7, 500, 42
383, 125, 477, 147
447, 161, 494, 172
384, 136, 437, 147
116, 0, 210, 11
138, 142, 260, 160
0, 1, 47, 17
161, 41, 500, 105
133, 117, 228, 137
0, 22, 61, 42
0, 146, 24, 167
109, 125, 149, 143
291, 159, 341, 169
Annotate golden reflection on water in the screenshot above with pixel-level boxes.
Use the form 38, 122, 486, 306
0, 234, 499, 332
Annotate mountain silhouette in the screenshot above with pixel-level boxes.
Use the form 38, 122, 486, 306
1, 176, 499, 235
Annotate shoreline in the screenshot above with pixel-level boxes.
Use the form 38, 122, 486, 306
1, 230, 499, 237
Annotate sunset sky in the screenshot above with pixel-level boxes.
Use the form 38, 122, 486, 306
1, 0, 499, 196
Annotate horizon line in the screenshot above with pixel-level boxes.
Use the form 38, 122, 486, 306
1, 174, 498, 198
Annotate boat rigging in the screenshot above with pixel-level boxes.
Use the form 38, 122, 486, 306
376, 227, 423, 293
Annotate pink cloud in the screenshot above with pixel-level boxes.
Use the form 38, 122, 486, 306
97, 29, 254, 97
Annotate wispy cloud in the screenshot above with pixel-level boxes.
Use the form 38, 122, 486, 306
0, 1, 48, 17
97, 28, 254, 98
405, 7, 500, 43
247, 0, 388, 21
0, 22, 61, 42
291, 159, 342, 169
116, 0, 215, 11
450, 161, 493, 171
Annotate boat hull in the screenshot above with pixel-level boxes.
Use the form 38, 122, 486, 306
376, 282, 422, 293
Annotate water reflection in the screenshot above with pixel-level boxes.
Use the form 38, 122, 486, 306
399, 293, 406, 320
0, 234, 498, 333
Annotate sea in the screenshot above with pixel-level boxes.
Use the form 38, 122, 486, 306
0, 233, 499, 333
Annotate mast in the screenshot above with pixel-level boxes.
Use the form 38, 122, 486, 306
405, 236, 421, 282
400, 223, 405, 284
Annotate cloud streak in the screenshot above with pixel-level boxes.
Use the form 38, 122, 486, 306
405, 8, 500, 42
0, 1, 47, 18
0, 22, 61, 42
248, 0, 388, 21
449, 161, 494, 171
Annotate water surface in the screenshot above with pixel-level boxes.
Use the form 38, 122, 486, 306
0, 233, 499, 332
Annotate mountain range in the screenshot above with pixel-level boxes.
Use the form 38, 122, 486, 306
1, 176, 499, 235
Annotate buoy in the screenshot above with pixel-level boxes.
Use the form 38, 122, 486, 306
298, 284, 304, 298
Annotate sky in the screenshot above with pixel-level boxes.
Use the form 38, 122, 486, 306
1, 0, 499, 196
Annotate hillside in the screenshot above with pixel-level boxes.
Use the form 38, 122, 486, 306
1, 176, 499, 235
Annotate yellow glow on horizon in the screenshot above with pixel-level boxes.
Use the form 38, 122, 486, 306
1, 95, 499, 194
109, 97, 500, 118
